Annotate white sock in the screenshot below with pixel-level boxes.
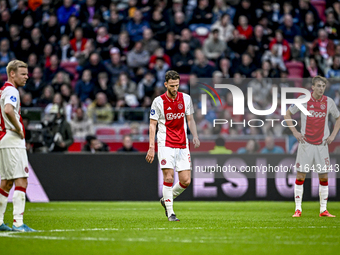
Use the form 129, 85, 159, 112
163, 182, 174, 216
0, 188, 9, 225
319, 182, 328, 213
173, 182, 187, 199
294, 180, 304, 212
13, 187, 26, 227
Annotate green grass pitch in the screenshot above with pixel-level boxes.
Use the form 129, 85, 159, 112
0, 201, 339, 255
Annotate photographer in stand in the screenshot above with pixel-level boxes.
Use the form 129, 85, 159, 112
30, 104, 74, 152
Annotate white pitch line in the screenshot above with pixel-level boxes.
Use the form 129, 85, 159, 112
0, 233, 338, 246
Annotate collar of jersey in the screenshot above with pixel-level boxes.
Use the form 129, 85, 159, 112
311, 94, 324, 102
165, 92, 179, 102
4, 81, 15, 87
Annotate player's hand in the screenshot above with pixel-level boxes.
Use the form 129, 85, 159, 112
146, 147, 155, 163
293, 131, 306, 144
10, 128, 24, 139
193, 136, 200, 148
325, 135, 335, 145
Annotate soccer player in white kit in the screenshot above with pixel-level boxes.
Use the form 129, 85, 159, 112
284, 76, 340, 217
146, 70, 200, 221
0, 60, 36, 231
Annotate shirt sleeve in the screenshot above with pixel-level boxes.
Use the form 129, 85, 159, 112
328, 97, 340, 119
150, 98, 160, 120
3, 87, 18, 108
185, 95, 194, 115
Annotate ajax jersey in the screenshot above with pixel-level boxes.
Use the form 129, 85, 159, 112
289, 94, 340, 145
150, 92, 194, 148
0, 82, 25, 148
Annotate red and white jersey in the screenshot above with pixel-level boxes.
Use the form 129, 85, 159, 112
0, 82, 25, 148
289, 94, 340, 145
150, 92, 194, 148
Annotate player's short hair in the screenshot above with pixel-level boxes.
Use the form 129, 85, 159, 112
6, 60, 28, 77
165, 70, 180, 82
312, 75, 327, 86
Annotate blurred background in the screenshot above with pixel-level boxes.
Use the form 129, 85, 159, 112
0, 0, 340, 154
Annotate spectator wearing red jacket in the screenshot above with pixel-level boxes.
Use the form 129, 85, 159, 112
70, 27, 88, 56
236, 15, 253, 40
269, 30, 291, 61
310, 29, 335, 60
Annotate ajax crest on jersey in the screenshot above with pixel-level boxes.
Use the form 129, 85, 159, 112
178, 103, 183, 110
320, 104, 326, 110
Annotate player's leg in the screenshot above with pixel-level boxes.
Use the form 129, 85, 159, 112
0, 179, 14, 231
7, 148, 35, 231
173, 148, 191, 199
173, 170, 191, 199
293, 171, 306, 217
12, 177, 28, 228
316, 145, 335, 217
293, 143, 311, 217
162, 168, 175, 218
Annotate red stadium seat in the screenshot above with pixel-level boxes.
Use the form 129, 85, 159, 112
142, 128, 149, 135
180, 74, 190, 84
311, 0, 326, 23
96, 128, 116, 136
60, 61, 79, 89
119, 128, 131, 135
192, 31, 208, 45
285, 61, 304, 78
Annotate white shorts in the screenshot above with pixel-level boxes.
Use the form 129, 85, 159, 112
295, 142, 330, 174
0, 148, 29, 180
158, 146, 191, 171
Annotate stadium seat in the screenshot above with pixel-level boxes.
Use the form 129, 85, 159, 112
192, 31, 208, 45
60, 61, 79, 89
180, 74, 190, 84
311, 0, 326, 23
285, 61, 304, 78
96, 128, 116, 136
142, 128, 149, 135
119, 128, 131, 135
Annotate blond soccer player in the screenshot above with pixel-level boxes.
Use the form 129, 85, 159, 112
0, 60, 36, 231
284, 76, 340, 217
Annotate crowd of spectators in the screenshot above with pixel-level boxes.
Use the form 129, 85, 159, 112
0, 0, 339, 141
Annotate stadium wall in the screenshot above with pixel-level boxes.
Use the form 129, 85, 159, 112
27, 153, 340, 201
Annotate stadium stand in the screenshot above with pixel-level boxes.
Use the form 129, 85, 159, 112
0, 0, 337, 153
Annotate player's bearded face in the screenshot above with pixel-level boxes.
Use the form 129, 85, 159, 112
166, 79, 179, 97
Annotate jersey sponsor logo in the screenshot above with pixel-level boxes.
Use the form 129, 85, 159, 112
178, 103, 183, 110
166, 112, 185, 120
296, 163, 300, 168
320, 104, 326, 110
308, 110, 326, 118
24, 167, 29, 173
10, 96, 17, 102
150, 109, 155, 115
161, 159, 166, 165
167, 107, 172, 110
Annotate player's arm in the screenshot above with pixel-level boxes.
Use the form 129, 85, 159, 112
284, 109, 305, 143
186, 114, 200, 148
326, 116, 340, 145
4, 104, 24, 139
146, 119, 157, 163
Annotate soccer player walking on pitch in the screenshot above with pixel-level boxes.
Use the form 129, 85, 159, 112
0, 60, 36, 231
146, 70, 200, 221
284, 76, 340, 217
